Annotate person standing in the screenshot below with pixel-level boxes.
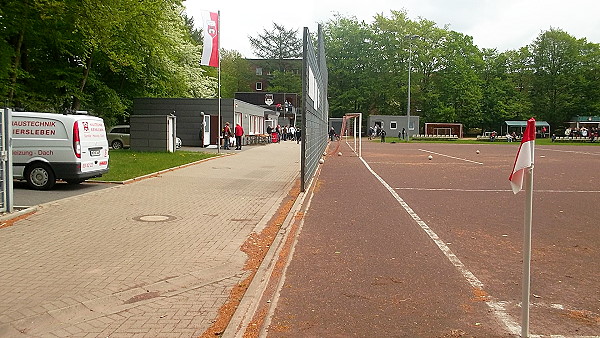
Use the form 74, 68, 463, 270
329, 127, 336, 141
234, 123, 244, 150
276, 125, 282, 143
222, 122, 231, 149
295, 127, 301, 144
380, 129, 387, 142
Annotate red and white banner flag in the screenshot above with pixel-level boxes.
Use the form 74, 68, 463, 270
201, 11, 219, 67
509, 118, 536, 194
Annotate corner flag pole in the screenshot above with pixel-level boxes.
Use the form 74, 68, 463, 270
521, 165, 534, 337
508, 117, 536, 337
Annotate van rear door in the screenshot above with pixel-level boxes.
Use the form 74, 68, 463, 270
75, 118, 109, 173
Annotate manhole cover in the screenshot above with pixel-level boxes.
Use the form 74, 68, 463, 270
133, 214, 177, 223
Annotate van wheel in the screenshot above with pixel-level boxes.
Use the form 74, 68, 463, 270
25, 163, 56, 190
111, 140, 123, 149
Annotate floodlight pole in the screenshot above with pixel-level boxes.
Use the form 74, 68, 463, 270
406, 35, 419, 142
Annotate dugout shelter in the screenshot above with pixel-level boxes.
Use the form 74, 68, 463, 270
504, 120, 550, 137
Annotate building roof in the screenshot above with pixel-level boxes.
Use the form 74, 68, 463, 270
505, 120, 550, 127
571, 116, 600, 122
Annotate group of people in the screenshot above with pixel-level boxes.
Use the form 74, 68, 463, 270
368, 125, 401, 142
267, 124, 301, 144
506, 131, 518, 142
563, 126, 598, 141
221, 122, 244, 150
368, 125, 383, 140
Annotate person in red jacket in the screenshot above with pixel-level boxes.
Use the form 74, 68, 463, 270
234, 123, 244, 150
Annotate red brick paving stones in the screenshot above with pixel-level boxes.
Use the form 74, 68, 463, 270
0, 142, 300, 337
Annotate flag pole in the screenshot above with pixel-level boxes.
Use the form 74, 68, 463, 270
217, 10, 221, 154
521, 166, 534, 337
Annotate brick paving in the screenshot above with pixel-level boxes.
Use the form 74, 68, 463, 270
0, 141, 300, 337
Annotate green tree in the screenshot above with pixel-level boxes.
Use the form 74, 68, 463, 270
324, 15, 379, 117
374, 11, 484, 128
267, 70, 301, 94
248, 22, 302, 71
578, 41, 600, 114
478, 48, 536, 131
323, 13, 600, 132
220, 49, 253, 98
530, 28, 583, 126
0, 0, 215, 124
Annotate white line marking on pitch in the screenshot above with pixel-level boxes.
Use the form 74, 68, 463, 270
418, 149, 484, 165
538, 147, 600, 156
395, 187, 600, 193
360, 157, 520, 335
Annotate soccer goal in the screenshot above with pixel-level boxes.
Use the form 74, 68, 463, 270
340, 113, 362, 157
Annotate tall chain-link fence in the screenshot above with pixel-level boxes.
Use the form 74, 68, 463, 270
300, 25, 329, 192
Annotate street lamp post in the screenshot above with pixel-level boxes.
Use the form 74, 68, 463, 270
405, 34, 419, 142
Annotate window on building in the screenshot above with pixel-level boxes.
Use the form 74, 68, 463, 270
248, 115, 265, 135
390, 121, 397, 129
256, 82, 263, 91
256, 67, 262, 75
235, 112, 242, 127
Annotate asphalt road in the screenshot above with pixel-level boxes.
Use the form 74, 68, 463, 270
12, 180, 114, 208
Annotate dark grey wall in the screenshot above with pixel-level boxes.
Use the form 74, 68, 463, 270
133, 98, 268, 147
130, 115, 170, 152
134, 98, 234, 147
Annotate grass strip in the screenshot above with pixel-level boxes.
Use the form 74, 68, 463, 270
92, 150, 218, 182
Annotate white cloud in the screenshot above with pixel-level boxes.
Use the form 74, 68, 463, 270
184, 0, 600, 57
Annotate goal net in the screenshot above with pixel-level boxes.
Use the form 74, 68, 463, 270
330, 113, 362, 157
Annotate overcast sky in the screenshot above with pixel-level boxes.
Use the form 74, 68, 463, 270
184, 0, 600, 58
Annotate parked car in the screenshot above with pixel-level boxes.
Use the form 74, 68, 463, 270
107, 125, 130, 149
108, 124, 182, 150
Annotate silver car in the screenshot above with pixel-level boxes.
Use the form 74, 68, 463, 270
107, 125, 130, 149
107, 125, 182, 150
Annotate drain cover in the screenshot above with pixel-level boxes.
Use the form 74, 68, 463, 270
133, 214, 177, 222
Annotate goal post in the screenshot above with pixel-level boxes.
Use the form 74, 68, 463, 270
341, 113, 362, 157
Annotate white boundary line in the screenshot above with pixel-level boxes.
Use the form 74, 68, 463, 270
418, 149, 484, 165
360, 157, 520, 335
362, 157, 600, 338
538, 147, 600, 156
395, 187, 600, 193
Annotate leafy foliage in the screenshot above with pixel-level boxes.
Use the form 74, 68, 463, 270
248, 22, 302, 61
1, 0, 215, 125
323, 13, 600, 131
220, 49, 253, 98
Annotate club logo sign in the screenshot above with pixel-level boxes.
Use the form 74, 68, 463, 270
207, 20, 217, 38
265, 93, 274, 106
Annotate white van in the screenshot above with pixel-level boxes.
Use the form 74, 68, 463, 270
11, 111, 110, 190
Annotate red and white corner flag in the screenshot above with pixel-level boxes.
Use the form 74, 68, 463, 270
200, 11, 219, 67
509, 118, 536, 194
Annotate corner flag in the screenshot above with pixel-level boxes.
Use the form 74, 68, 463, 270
509, 118, 536, 194
508, 117, 537, 337
201, 11, 219, 67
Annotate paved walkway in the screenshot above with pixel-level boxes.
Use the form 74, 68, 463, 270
0, 141, 300, 337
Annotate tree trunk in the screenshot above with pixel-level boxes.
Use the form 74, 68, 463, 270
8, 29, 25, 104
71, 52, 93, 111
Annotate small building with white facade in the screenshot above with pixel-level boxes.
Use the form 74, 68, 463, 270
133, 98, 270, 147
368, 115, 420, 138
